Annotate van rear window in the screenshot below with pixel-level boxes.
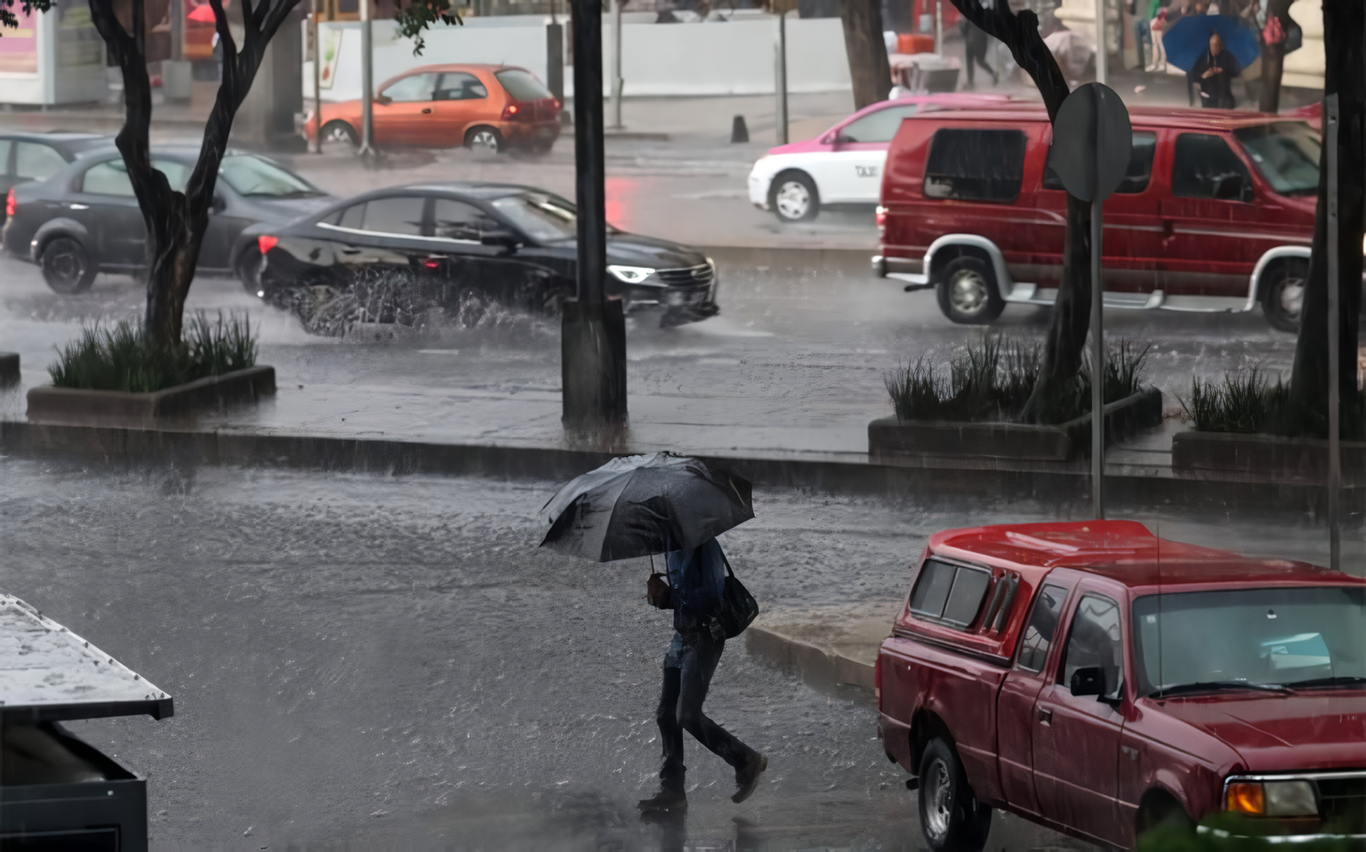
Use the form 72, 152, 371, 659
923, 129, 1026, 203
909, 559, 992, 629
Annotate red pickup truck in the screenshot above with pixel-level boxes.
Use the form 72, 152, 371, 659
876, 521, 1366, 850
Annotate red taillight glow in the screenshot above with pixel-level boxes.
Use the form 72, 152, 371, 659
424, 260, 441, 270
501, 103, 520, 121
257, 235, 278, 255
876, 205, 887, 240
5, 188, 15, 218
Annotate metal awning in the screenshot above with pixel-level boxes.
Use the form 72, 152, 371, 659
0, 594, 173, 723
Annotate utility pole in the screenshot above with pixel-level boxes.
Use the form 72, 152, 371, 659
563, 0, 628, 432
934, 0, 942, 55
547, 0, 564, 104
1094, 0, 1107, 86
609, 0, 624, 129
313, 0, 323, 153
775, 10, 788, 145
1327, 93, 1341, 571
359, 0, 376, 157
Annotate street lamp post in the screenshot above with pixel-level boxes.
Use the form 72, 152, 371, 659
563, 0, 628, 432
610, 0, 624, 130
1093, 0, 1107, 85
359, 0, 376, 157
775, 10, 788, 145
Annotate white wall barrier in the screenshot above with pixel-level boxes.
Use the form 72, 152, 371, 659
305, 16, 852, 102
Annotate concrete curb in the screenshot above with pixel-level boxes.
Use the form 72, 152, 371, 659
744, 625, 874, 694
0, 421, 1361, 514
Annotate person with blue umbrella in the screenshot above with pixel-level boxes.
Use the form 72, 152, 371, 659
1188, 31, 1243, 108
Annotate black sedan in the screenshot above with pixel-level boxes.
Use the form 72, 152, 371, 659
2, 145, 335, 294
241, 182, 720, 330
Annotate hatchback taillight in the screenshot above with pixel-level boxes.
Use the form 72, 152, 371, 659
501, 102, 526, 121
258, 235, 278, 255
5, 188, 15, 218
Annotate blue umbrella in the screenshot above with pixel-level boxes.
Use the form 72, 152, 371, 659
1163, 15, 1260, 72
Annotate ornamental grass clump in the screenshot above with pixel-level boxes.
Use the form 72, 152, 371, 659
50, 312, 257, 393
885, 335, 1149, 425
1181, 368, 1287, 434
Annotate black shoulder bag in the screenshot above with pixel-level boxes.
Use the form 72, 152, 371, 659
716, 553, 759, 639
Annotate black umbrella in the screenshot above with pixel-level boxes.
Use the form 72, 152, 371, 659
540, 452, 754, 562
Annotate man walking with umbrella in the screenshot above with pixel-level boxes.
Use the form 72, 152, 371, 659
640, 537, 767, 813
538, 453, 768, 814
1188, 31, 1242, 108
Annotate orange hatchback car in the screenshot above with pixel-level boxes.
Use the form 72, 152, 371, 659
307, 64, 561, 155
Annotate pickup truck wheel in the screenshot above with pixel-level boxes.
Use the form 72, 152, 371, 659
937, 256, 1004, 324
1136, 795, 1195, 840
918, 738, 992, 851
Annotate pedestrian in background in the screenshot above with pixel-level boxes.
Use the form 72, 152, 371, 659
1189, 31, 1241, 108
959, 17, 998, 87
638, 537, 767, 814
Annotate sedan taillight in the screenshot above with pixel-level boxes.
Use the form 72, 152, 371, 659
5, 188, 15, 218
258, 235, 278, 255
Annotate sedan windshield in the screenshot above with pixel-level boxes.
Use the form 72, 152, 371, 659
490, 192, 619, 242
219, 155, 324, 198
1133, 587, 1366, 696
1233, 121, 1320, 197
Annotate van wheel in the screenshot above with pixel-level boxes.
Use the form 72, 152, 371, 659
770, 171, 819, 222
937, 256, 1004, 324
918, 738, 991, 852
40, 237, 97, 294
1261, 259, 1307, 333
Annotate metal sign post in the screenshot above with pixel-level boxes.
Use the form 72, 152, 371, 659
934, 0, 943, 55
359, 0, 375, 157
1093, 0, 1107, 86
1050, 83, 1132, 519
775, 11, 789, 145
1327, 93, 1341, 572
313, 0, 323, 154
610, 0, 624, 130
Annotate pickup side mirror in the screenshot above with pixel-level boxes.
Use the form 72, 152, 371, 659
1070, 666, 1106, 698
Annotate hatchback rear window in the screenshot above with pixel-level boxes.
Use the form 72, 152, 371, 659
909, 559, 992, 629
494, 69, 552, 102
924, 129, 1026, 203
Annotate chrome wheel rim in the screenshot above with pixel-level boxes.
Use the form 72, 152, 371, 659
1277, 276, 1305, 321
469, 130, 499, 153
46, 243, 86, 288
948, 268, 989, 315
322, 124, 356, 150
775, 181, 810, 220
925, 758, 954, 842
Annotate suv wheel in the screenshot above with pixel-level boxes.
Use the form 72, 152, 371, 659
40, 237, 97, 294
918, 738, 991, 851
1261, 258, 1307, 333
770, 172, 819, 222
937, 256, 1004, 324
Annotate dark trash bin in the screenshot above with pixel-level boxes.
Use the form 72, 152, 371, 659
0, 595, 172, 852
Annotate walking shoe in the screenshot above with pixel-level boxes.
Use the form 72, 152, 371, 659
637, 788, 687, 813
731, 751, 768, 804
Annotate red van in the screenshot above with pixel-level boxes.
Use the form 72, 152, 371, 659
872, 107, 1323, 331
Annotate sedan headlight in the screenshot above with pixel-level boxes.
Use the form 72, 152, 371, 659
608, 265, 655, 284
1226, 779, 1318, 818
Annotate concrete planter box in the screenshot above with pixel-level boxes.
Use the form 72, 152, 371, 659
1172, 430, 1366, 484
0, 352, 17, 387
869, 387, 1163, 462
27, 366, 275, 426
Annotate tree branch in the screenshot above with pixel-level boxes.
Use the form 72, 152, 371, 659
947, 0, 1069, 120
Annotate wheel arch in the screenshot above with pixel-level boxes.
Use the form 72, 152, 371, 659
769, 168, 819, 202
1248, 245, 1311, 310
1134, 783, 1195, 838
909, 707, 958, 776
31, 218, 93, 264
924, 235, 1013, 297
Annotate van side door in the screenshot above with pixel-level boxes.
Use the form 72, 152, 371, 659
996, 581, 1070, 817
1032, 587, 1128, 846
1159, 132, 1266, 299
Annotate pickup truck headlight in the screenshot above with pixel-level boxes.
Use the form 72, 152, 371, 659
608, 265, 655, 284
1226, 780, 1318, 817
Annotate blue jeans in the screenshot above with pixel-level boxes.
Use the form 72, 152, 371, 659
1133, 17, 1152, 68
656, 631, 755, 791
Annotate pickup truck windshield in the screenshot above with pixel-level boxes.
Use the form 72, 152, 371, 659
1233, 121, 1320, 197
1133, 587, 1366, 696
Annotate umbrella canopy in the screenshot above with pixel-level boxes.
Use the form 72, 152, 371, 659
540, 453, 754, 562
187, 3, 220, 23
1163, 15, 1259, 72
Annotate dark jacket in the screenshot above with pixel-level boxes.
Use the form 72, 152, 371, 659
661, 538, 726, 636
1189, 47, 1241, 109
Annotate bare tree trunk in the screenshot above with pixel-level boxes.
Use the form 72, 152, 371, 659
947, 0, 1090, 423
90, 0, 301, 348
1257, 0, 1293, 114
1287, 0, 1363, 436
839, 0, 891, 110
